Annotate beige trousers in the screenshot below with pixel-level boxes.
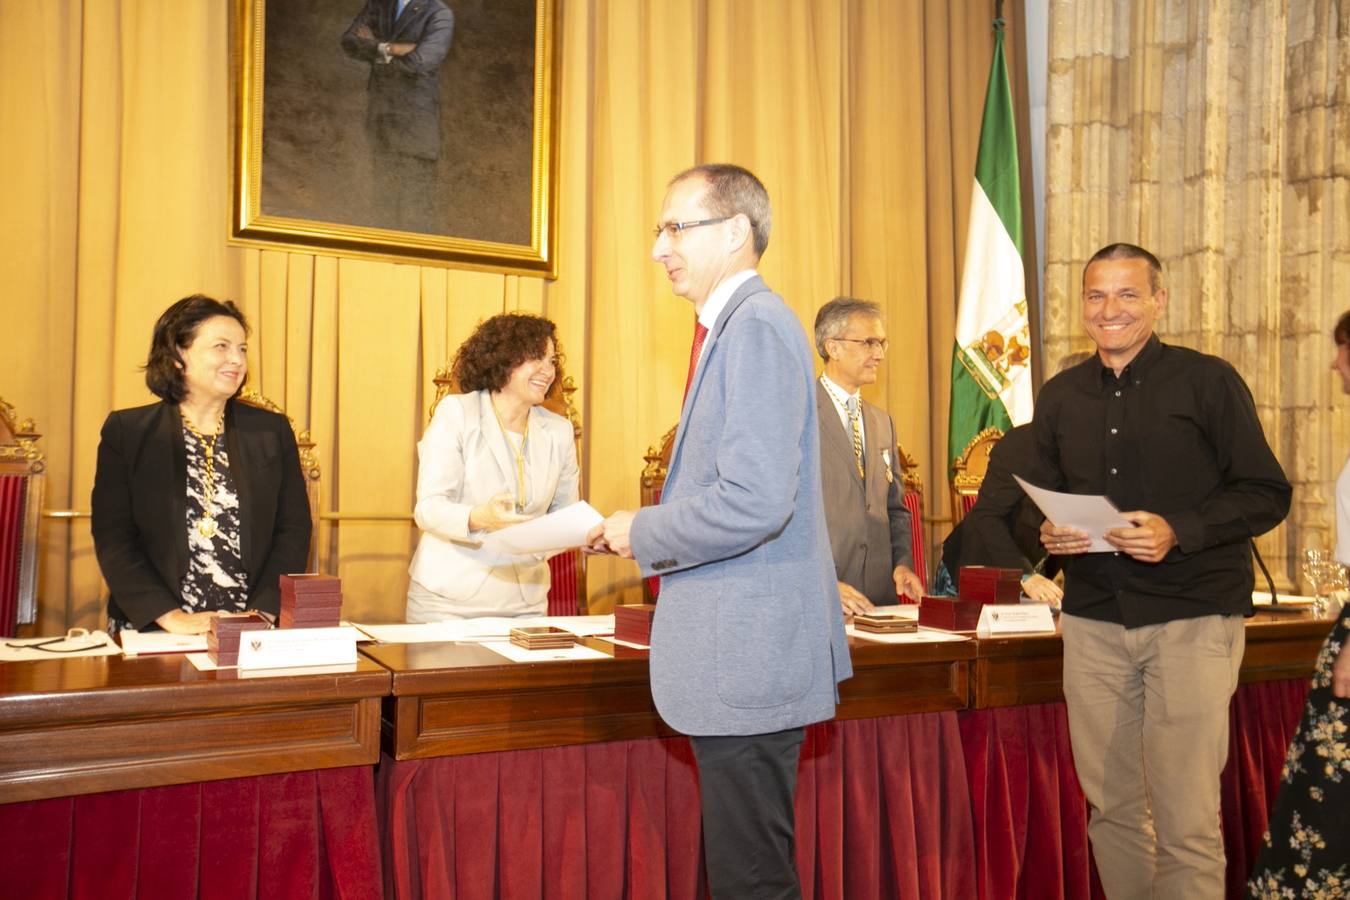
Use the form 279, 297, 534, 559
1061, 613, 1244, 900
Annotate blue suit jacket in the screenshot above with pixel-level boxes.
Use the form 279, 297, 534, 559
631, 275, 852, 736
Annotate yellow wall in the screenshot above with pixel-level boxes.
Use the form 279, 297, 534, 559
2, 1, 1028, 630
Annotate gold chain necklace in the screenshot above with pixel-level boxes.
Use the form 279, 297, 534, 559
182, 409, 226, 538
490, 398, 529, 513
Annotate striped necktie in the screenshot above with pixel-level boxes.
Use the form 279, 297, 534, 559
846, 395, 864, 479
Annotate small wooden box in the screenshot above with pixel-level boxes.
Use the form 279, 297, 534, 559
918, 595, 984, 632
958, 566, 1022, 604
614, 604, 656, 645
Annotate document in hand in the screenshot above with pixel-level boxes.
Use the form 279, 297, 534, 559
481, 501, 604, 555
1013, 475, 1134, 553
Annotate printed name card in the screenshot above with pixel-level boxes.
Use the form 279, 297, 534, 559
236, 626, 359, 669
975, 604, 1057, 637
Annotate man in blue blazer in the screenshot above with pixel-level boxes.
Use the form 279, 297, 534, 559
593, 164, 851, 898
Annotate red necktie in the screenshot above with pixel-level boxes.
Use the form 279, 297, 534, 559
683, 321, 709, 402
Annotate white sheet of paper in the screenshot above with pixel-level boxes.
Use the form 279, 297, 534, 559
483, 641, 610, 663
481, 501, 604, 555
187, 653, 361, 677
1252, 591, 1314, 606
1013, 475, 1133, 553
844, 625, 970, 644
354, 620, 514, 643
533, 615, 615, 636
0, 632, 122, 662
867, 604, 920, 620
597, 636, 650, 650
355, 614, 616, 644
119, 630, 209, 655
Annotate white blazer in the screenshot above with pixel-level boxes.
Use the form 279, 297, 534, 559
407, 390, 580, 620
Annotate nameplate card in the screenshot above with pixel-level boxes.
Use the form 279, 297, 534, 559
975, 604, 1056, 637
236, 626, 359, 670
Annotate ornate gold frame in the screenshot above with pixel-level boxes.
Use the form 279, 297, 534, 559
232, 0, 561, 277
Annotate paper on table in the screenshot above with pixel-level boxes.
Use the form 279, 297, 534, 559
483, 642, 609, 663
598, 636, 650, 650
187, 652, 361, 676
1013, 475, 1133, 553
355, 620, 514, 643
0, 631, 122, 662
1252, 591, 1314, 605
845, 625, 970, 644
534, 614, 614, 636
867, 604, 919, 620
354, 614, 616, 644
481, 501, 604, 556
119, 630, 209, 655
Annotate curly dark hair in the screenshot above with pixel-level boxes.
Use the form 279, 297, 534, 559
144, 294, 250, 403
451, 313, 565, 399
1335, 310, 1350, 346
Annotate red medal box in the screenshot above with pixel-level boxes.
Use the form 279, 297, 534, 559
208, 612, 270, 665
280, 574, 342, 593
279, 611, 341, 629
958, 566, 1022, 604
280, 593, 343, 610
614, 604, 656, 645
279, 606, 342, 622
918, 595, 984, 632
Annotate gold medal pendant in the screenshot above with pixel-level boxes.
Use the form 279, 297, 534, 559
197, 515, 218, 538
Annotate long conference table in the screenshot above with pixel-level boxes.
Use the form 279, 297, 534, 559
0, 609, 1328, 899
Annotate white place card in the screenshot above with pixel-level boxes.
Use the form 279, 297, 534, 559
975, 604, 1057, 637
236, 626, 359, 669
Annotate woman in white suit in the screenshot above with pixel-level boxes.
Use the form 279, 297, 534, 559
406, 313, 580, 621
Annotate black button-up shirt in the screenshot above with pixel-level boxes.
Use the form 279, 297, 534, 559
1026, 335, 1291, 628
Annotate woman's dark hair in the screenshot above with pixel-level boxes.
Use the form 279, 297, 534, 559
451, 313, 564, 398
144, 294, 250, 403
1335, 310, 1350, 346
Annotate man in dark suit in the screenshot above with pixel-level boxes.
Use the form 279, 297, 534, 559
592, 164, 850, 898
813, 297, 925, 615
341, 0, 455, 234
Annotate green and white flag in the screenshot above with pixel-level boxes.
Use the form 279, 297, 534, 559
947, 20, 1032, 473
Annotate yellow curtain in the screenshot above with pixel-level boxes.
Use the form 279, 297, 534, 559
3, 0, 1027, 629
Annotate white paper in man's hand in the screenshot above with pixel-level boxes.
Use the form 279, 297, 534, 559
1013, 475, 1134, 553
482, 501, 604, 556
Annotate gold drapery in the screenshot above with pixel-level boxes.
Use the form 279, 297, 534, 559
1044, 0, 1350, 590
4, 0, 1030, 629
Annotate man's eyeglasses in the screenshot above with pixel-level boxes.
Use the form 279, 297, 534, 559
832, 337, 889, 353
652, 217, 729, 240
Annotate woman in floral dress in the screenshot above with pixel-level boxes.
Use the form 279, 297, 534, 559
1247, 315, 1350, 898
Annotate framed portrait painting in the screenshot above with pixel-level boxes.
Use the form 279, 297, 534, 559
233, 0, 560, 277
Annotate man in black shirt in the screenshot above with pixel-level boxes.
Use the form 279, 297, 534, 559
1033, 243, 1290, 898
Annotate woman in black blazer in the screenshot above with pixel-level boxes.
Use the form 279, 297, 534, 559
91, 295, 311, 634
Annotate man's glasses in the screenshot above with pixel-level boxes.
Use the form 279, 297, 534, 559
833, 337, 889, 353
652, 217, 729, 240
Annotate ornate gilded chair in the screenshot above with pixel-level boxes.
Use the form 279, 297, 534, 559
235, 388, 321, 571
639, 426, 678, 600
0, 398, 44, 636
429, 369, 587, 615
640, 426, 930, 596
895, 442, 928, 593
951, 427, 1004, 524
